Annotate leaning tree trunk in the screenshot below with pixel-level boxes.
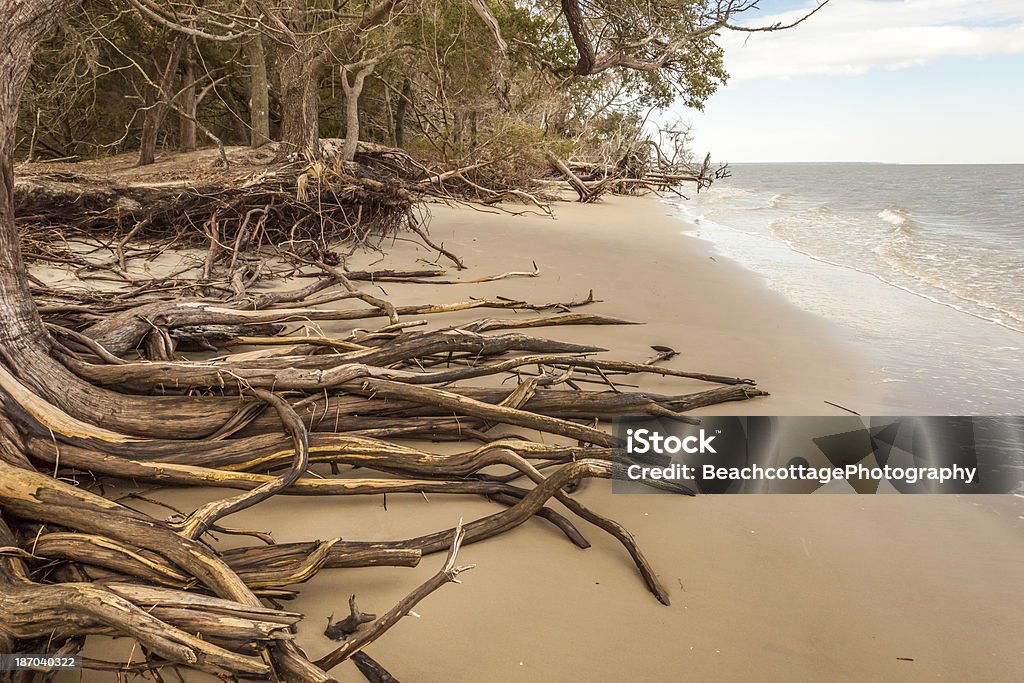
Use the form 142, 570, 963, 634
0, 3, 151, 429
246, 33, 271, 147
0, 0, 63, 360
0, 6, 240, 438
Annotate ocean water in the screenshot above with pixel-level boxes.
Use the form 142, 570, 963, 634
670, 163, 1024, 414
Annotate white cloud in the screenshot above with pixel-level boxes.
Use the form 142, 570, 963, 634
723, 0, 1024, 81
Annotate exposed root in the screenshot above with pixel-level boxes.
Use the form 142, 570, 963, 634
1, 172, 767, 677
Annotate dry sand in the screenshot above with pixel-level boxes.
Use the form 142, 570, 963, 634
65, 196, 1023, 681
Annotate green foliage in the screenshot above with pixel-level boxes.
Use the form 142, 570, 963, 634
17, 0, 741, 163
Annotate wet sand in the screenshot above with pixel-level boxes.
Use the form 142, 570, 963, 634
66, 196, 1024, 680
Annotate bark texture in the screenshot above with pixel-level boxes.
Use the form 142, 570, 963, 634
246, 33, 271, 147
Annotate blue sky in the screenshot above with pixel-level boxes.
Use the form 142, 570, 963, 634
673, 0, 1024, 163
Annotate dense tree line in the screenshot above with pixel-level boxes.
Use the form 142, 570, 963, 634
15, 0, 773, 169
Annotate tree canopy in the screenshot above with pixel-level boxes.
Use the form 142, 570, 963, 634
17, 0, 824, 164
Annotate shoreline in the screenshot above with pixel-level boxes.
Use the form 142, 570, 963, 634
414, 194, 888, 415
291, 196, 1021, 681
667, 167, 1024, 416
61, 194, 1023, 681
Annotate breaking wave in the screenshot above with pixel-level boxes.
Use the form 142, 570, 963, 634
762, 204, 1024, 333
878, 208, 916, 233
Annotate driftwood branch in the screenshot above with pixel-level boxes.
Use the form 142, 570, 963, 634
317, 521, 475, 669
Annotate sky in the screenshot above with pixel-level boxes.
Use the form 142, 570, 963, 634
671, 0, 1024, 163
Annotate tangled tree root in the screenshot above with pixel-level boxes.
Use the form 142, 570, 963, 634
14, 150, 418, 272
1, 171, 766, 679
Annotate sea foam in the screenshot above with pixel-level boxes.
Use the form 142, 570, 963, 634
878, 208, 915, 231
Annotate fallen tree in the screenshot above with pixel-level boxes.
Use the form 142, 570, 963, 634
546, 146, 731, 203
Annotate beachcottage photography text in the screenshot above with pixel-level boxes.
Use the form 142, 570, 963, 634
612, 416, 1024, 494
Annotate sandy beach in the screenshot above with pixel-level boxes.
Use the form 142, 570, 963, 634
62, 195, 1023, 681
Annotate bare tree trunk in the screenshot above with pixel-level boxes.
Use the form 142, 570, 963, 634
0, 2, 100, 414
0, 4, 237, 438
453, 109, 465, 150
138, 37, 186, 166
179, 51, 197, 153
340, 61, 375, 163
246, 33, 270, 147
274, 0, 409, 159
1, 0, 65, 361
394, 77, 411, 147
137, 90, 162, 166
221, 86, 252, 144
278, 56, 321, 159
343, 96, 360, 163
